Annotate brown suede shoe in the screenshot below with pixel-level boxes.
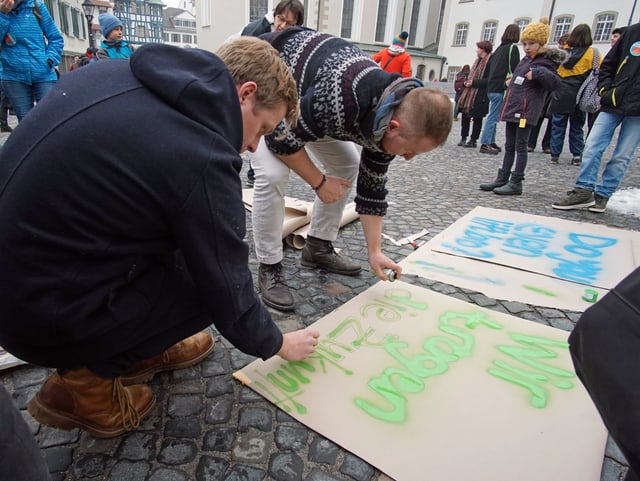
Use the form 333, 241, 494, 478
121, 331, 215, 385
27, 368, 155, 438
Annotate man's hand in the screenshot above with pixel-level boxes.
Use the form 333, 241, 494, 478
315, 175, 352, 203
277, 328, 321, 361
369, 251, 402, 281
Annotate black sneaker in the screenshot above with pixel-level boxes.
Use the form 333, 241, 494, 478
457, 138, 467, 146
463, 140, 477, 148
551, 188, 595, 210
588, 194, 608, 213
479, 144, 499, 155
571, 155, 582, 166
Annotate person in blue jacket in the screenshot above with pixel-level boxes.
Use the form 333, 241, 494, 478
96, 13, 133, 59
0, 0, 63, 122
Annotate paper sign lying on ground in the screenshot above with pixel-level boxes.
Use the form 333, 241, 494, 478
234, 281, 607, 481
242, 189, 359, 249
399, 248, 609, 312
427, 206, 640, 290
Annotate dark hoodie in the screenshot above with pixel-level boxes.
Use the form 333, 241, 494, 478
0, 45, 283, 367
501, 47, 567, 125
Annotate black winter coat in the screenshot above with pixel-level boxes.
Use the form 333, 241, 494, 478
501, 48, 566, 126
548, 46, 593, 115
0, 45, 284, 367
485, 41, 521, 93
598, 22, 640, 116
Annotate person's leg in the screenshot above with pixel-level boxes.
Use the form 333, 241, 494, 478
568, 108, 587, 164
480, 92, 503, 146
528, 119, 542, 150
1, 80, 34, 121
251, 138, 290, 265
569, 267, 640, 480
480, 121, 515, 191
494, 123, 531, 195
302, 138, 361, 274
459, 113, 470, 144
0, 85, 10, 131
550, 113, 569, 162
575, 111, 622, 192
250, 138, 294, 309
594, 115, 640, 199
0, 384, 51, 481
552, 112, 620, 210
32, 81, 56, 104
469, 116, 483, 143
541, 119, 552, 152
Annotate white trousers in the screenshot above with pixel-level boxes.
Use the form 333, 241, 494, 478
250, 137, 360, 265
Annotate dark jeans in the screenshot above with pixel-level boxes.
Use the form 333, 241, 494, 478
0, 384, 51, 481
500, 121, 532, 174
528, 118, 551, 150
460, 113, 483, 141
569, 267, 640, 481
550, 110, 587, 156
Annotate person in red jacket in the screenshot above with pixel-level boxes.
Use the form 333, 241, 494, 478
372, 31, 412, 78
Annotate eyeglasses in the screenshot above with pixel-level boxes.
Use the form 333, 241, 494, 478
275, 14, 298, 27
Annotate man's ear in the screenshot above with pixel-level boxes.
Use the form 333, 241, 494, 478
237, 81, 257, 104
386, 119, 401, 134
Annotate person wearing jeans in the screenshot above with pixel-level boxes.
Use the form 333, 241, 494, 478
478, 24, 521, 155
551, 22, 640, 213
0, 0, 63, 122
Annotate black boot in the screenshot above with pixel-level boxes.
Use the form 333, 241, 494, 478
258, 262, 294, 311
479, 168, 509, 191
493, 172, 524, 195
301, 236, 361, 275
457, 137, 467, 146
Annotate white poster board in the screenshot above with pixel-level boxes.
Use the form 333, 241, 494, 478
235, 281, 607, 481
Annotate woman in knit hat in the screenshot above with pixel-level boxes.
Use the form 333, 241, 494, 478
96, 13, 134, 59
372, 31, 412, 77
480, 17, 567, 195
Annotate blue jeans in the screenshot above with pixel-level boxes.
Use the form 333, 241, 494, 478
575, 112, 640, 199
1, 80, 56, 122
480, 92, 504, 145
550, 110, 586, 157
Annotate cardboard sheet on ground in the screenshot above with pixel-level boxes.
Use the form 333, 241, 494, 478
241, 189, 359, 249
234, 281, 607, 481
397, 206, 639, 311
426, 206, 640, 290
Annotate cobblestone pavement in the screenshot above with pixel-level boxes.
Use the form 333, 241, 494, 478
1, 114, 638, 481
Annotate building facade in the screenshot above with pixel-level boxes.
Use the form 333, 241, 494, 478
112, 0, 164, 45
163, 7, 197, 48
196, 0, 638, 83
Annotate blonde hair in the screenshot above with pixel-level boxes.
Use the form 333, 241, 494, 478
395, 87, 453, 145
216, 37, 299, 128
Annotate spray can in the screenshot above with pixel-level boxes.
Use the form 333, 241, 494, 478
370, 268, 396, 282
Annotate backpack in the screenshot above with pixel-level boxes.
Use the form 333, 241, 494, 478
576, 48, 601, 113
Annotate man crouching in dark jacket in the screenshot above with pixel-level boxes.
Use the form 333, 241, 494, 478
0, 38, 320, 438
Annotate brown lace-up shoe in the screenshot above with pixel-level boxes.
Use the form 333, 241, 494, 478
27, 368, 155, 438
301, 236, 361, 275
121, 331, 214, 385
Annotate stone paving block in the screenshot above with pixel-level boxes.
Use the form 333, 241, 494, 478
157, 439, 198, 465
43, 446, 73, 473
268, 452, 304, 481
232, 431, 271, 463
203, 427, 236, 452
225, 464, 266, 481
147, 467, 188, 481
308, 437, 339, 465
196, 455, 229, 481
340, 453, 376, 481
275, 425, 309, 451
167, 395, 203, 417
165, 416, 202, 438
238, 406, 273, 432
107, 460, 151, 481
40, 425, 80, 447
205, 396, 233, 425
116, 432, 158, 461
205, 375, 234, 397
73, 453, 108, 478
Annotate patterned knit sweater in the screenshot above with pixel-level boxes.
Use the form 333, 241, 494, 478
263, 28, 401, 217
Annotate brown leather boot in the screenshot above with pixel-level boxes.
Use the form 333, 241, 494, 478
301, 236, 361, 275
121, 331, 215, 385
27, 368, 155, 438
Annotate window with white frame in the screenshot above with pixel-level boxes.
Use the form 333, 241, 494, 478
552, 16, 572, 43
408, 0, 421, 46
341, 0, 355, 38
482, 21, 497, 44
515, 18, 530, 33
182, 34, 192, 43
454, 23, 468, 46
171, 33, 180, 42
250, 0, 268, 22
375, 0, 388, 43
593, 13, 616, 42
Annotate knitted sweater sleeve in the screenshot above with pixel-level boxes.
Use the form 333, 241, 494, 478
355, 148, 394, 216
